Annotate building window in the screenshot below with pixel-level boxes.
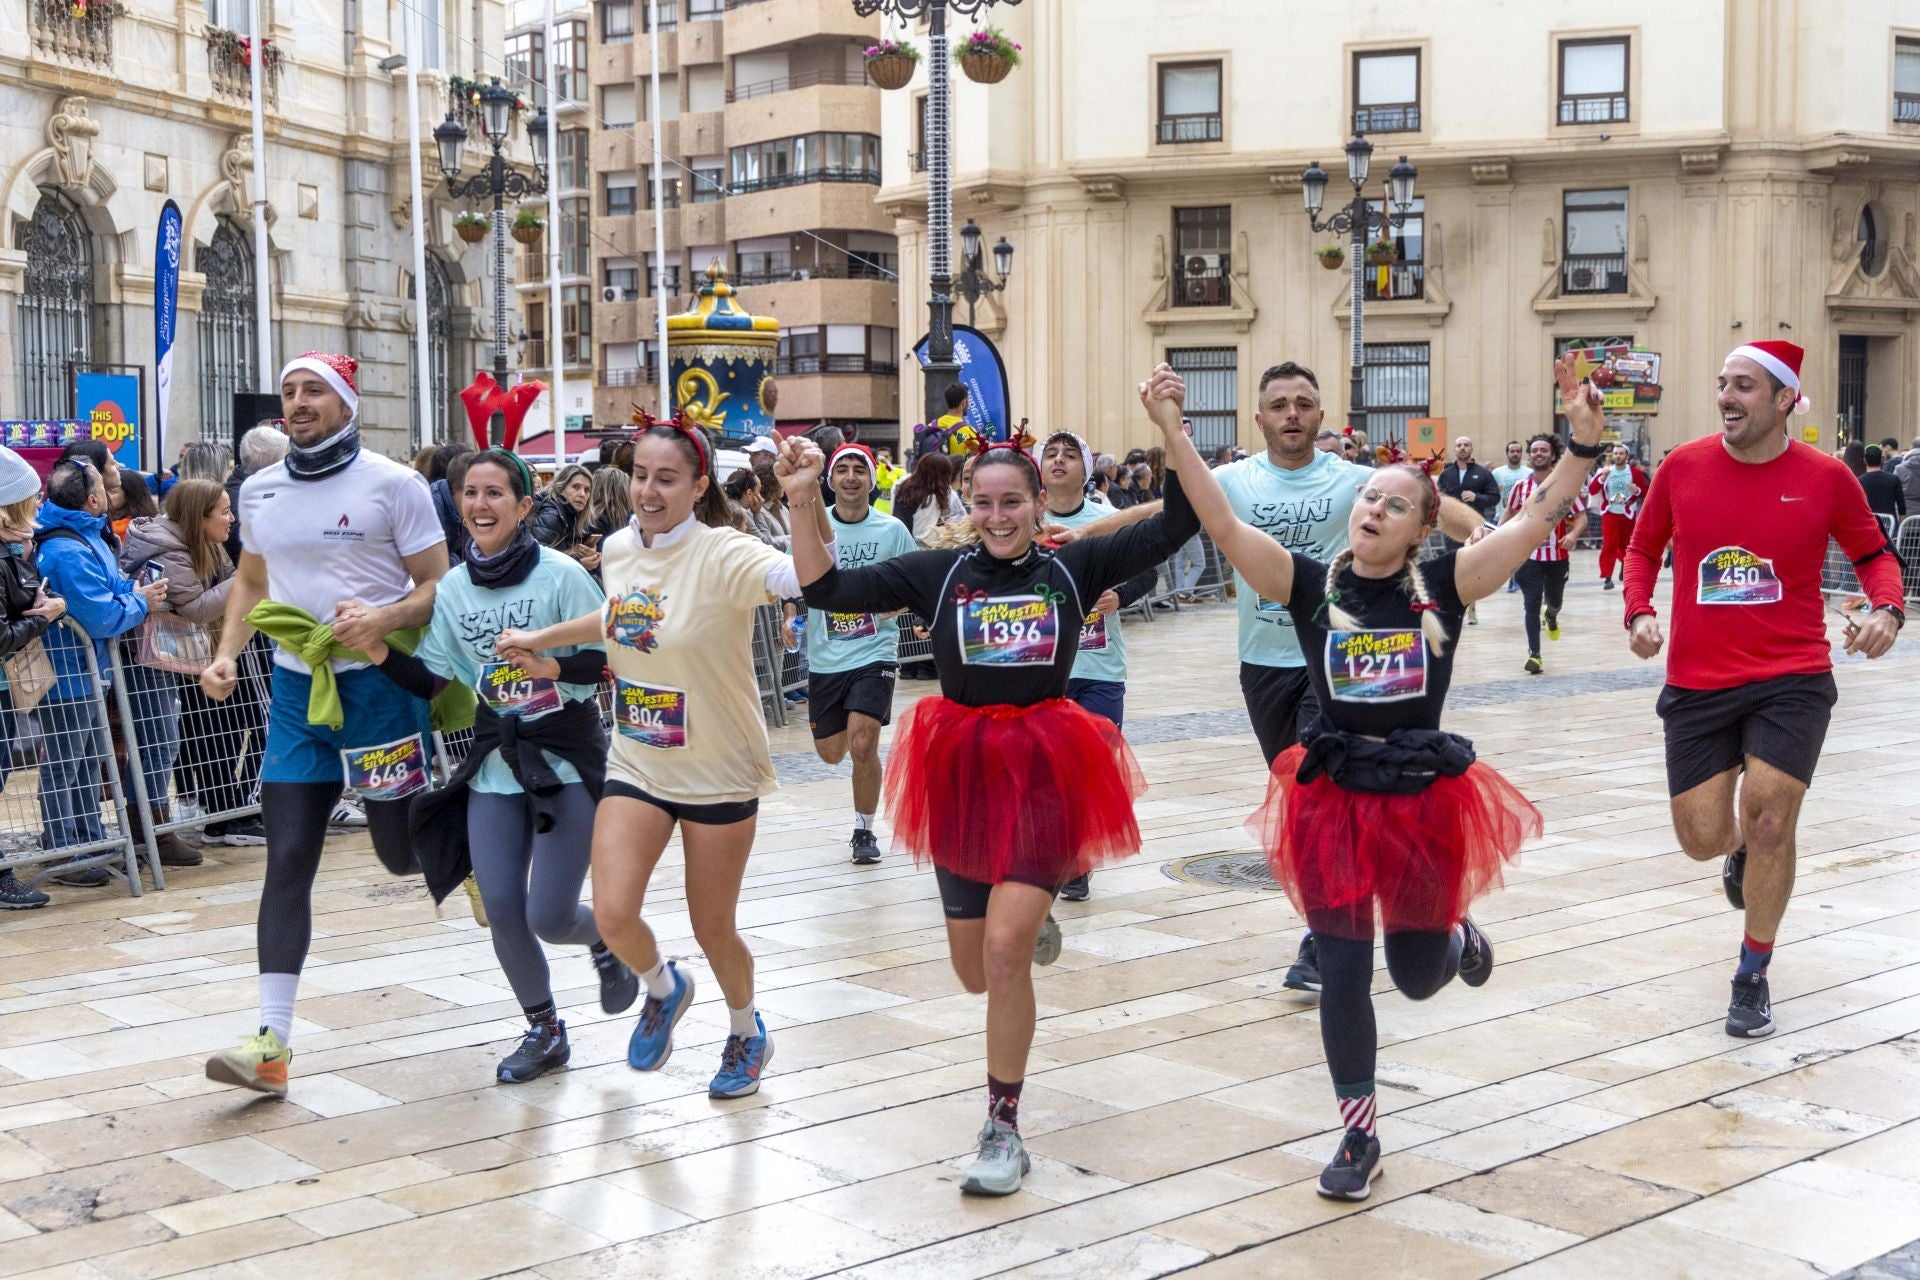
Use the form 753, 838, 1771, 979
1157, 60, 1223, 144
1171, 206, 1231, 308
561, 196, 589, 277
561, 284, 591, 367
1558, 37, 1628, 125
735, 247, 793, 286
686, 0, 721, 18
1167, 348, 1237, 453
691, 166, 725, 203
778, 326, 822, 373
600, 0, 633, 44
1362, 342, 1429, 443
911, 93, 929, 172
553, 19, 585, 104
1897, 37, 1920, 122
205, 0, 253, 35
729, 133, 881, 194
1860, 205, 1890, 278
15, 189, 94, 420
196, 217, 256, 444
605, 175, 637, 216
506, 30, 545, 108
645, 171, 681, 209
1562, 188, 1628, 295
557, 128, 590, 191
1362, 197, 1423, 301
408, 253, 453, 442
601, 84, 635, 129
1353, 49, 1419, 134
645, 254, 681, 292
642, 0, 676, 31
603, 260, 640, 299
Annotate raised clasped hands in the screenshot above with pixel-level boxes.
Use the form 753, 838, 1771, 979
1137, 363, 1186, 435
774, 436, 824, 500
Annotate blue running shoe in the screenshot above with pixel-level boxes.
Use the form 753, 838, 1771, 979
708, 1012, 774, 1098
627, 962, 695, 1071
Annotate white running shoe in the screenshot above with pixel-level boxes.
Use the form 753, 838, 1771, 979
959, 1118, 1029, 1196
329, 797, 368, 828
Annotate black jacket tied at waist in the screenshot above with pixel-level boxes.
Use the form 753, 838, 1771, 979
1296, 723, 1477, 795
410, 696, 608, 904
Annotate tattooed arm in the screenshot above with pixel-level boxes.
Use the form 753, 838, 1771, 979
1455, 353, 1606, 602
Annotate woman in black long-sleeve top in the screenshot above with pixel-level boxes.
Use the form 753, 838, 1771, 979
775, 380, 1199, 1198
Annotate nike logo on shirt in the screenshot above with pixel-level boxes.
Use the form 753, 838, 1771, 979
1779, 495, 1805, 502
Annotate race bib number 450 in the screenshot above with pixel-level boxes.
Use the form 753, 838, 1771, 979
1697, 546, 1783, 605
341, 734, 430, 801
959, 594, 1059, 666
613, 679, 688, 749
1326, 630, 1427, 702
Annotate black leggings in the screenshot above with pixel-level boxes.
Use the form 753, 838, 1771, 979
257, 782, 417, 975
1515, 559, 1570, 656
1312, 924, 1461, 1090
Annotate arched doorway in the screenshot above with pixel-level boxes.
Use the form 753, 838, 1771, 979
16, 189, 94, 418
196, 216, 257, 443
409, 253, 453, 443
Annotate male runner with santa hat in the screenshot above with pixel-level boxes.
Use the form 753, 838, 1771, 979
807, 443, 919, 864
199, 352, 451, 1094
1624, 340, 1904, 1039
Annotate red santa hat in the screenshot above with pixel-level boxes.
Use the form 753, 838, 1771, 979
280, 352, 360, 417
827, 442, 875, 477
1727, 341, 1810, 414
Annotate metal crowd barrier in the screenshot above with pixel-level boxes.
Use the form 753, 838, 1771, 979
0, 618, 146, 895
1819, 515, 1899, 601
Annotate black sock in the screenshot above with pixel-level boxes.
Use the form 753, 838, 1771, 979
524, 1000, 558, 1031
589, 941, 611, 958
987, 1074, 1023, 1129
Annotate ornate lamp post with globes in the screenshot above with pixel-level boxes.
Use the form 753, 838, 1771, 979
1299, 136, 1417, 440
851, 0, 1022, 434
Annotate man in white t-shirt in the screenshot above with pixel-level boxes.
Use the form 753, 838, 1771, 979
198, 352, 449, 1097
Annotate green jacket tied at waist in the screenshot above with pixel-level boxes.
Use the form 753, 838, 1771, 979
246, 600, 476, 733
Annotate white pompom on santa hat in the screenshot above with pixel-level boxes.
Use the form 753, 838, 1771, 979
1726, 340, 1810, 415
279, 352, 361, 418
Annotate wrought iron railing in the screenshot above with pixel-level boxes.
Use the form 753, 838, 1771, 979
773, 355, 898, 376
728, 67, 864, 102
1353, 103, 1419, 133
1558, 94, 1629, 125
1562, 253, 1627, 295
729, 168, 881, 195
1157, 113, 1223, 144
1172, 261, 1232, 308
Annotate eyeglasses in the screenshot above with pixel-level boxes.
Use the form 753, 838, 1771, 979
1358, 487, 1417, 517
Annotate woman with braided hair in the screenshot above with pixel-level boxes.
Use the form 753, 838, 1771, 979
781, 403, 1198, 1199
1142, 353, 1609, 1200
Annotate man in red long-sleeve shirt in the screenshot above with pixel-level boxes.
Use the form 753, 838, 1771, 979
1623, 341, 1904, 1041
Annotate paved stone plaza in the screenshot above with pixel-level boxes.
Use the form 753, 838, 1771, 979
0, 557, 1916, 1279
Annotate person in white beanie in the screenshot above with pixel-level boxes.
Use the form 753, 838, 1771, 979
0, 447, 66, 908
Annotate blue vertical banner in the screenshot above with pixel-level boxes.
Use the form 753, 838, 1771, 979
912, 324, 1011, 443
154, 199, 183, 468
73, 372, 142, 471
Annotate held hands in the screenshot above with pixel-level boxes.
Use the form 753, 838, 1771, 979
1038, 522, 1079, 547
200, 657, 238, 701
1095, 589, 1120, 617
499, 645, 561, 680
774, 436, 824, 501
1628, 614, 1664, 660
495, 627, 541, 656
331, 599, 386, 653
1552, 351, 1606, 449
1137, 363, 1187, 436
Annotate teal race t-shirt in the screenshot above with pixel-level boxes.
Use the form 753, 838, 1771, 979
414, 545, 608, 794
1216, 450, 1374, 668
805, 506, 919, 673
1046, 494, 1132, 685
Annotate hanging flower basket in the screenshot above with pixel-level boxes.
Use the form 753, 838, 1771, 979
510, 210, 544, 246
1365, 239, 1397, 266
959, 27, 1020, 84
1317, 245, 1346, 271
454, 212, 488, 245
863, 39, 919, 91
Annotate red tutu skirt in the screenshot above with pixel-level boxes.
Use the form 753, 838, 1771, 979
883, 696, 1146, 883
1247, 744, 1542, 940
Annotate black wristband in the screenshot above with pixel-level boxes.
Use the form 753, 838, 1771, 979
1874, 603, 1906, 628
1567, 439, 1606, 460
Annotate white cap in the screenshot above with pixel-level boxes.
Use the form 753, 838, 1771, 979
744, 436, 778, 456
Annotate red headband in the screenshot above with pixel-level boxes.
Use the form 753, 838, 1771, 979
631, 407, 709, 476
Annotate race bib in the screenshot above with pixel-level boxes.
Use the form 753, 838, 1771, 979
340, 734, 430, 801
826, 611, 877, 642
613, 679, 688, 749
1326, 630, 1427, 702
959, 593, 1059, 666
475, 660, 562, 718
1697, 546, 1782, 605
1078, 610, 1109, 652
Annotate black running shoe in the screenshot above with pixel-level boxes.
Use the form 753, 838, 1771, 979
498, 1020, 571, 1083
0, 870, 49, 910
1059, 874, 1090, 903
850, 829, 881, 866
48, 859, 110, 888
1316, 1126, 1382, 1201
1722, 845, 1747, 910
1725, 972, 1774, 1038
1283, 933, 1322, 994
1458, 917, 1494, 988
592, 946, 639, 1015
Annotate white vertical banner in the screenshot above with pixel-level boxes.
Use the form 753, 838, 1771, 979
405, 8, 434, 448
247, 0, 272, 391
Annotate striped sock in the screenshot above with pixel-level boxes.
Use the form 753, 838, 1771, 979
1335, 1080, 1377, 1136
1737, 934, 1773, 976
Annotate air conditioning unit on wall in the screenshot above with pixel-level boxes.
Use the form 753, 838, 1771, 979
601, 286, 622, 303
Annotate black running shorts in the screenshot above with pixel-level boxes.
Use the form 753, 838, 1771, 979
808, 662, 897, 741
935, 865, 1063, 920
604, 779, 759, 826
1239, 663, 1321, 767
1655, 671, 1838, 797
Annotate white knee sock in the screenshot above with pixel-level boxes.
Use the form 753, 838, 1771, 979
258, 972, 300, 1044
728, 1001, 759, 1037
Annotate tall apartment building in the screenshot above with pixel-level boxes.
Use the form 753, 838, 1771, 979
588, 0, 899, 439
879, 0, 1920, 458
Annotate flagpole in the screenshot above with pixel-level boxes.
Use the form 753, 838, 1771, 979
648, 0, 669, 419
247, 0, 272, 395
545, 0, 566, 465
404, 11, 433, 449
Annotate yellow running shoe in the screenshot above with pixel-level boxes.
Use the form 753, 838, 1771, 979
205, 1027, 292, 1096
463, 874, 489, 927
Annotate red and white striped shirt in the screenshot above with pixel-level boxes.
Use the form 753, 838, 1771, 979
1506, 473, 1586, 562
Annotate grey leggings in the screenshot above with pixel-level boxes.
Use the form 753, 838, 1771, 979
467, 784, 601, 1010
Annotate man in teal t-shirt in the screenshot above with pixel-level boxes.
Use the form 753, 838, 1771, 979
1490, 439, 1530, 592
806, 444, 919, 866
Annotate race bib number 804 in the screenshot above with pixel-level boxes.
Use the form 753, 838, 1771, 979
613, 679, 688, 749
1697, 546, 1783, 605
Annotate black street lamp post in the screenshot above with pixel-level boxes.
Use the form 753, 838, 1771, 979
435, 76, 549, 443
851, 0, 1022, 431
1300, 136, 1416, 440
953, 217, 1013, 329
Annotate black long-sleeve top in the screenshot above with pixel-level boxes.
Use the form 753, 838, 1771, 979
801, 470, 1198, 707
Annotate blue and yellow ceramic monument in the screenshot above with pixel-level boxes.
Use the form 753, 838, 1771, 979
667, 261, 780, 441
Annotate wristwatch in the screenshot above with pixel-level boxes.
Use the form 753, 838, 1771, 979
1873, 603, 1906, 629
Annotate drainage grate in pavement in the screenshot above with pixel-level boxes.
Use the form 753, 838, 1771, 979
1164, 850, 1282, 890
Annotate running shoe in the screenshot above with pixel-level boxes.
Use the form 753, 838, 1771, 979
959, 1117, 1029, 1196
850, 829, 881, 866
0, 870, 49, 910
1544, 608, 1561, 641
1059, 874, 1090, 903
1722, 845, 1747, 910
1725, 972, 1774, 1038
1523, 655, 1544, 675
48, 859, 110, 888
205, 1027, 292, 1096
1458, 917, 1494, 987
206, 818, 268, 847
1283, 933, 1322, 993
592, 946, 638, 1014
1316, 1126, 1382, 1201
497, 1020, 570, 1083
709, 1013, 774, 1098
462, 874, 489, 927
627, 961, 695, 1071
1466, 604, 1478, 626
1601, 578, 1616, 590
328, 797, 368, 828
1033, 913, 1063, 967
